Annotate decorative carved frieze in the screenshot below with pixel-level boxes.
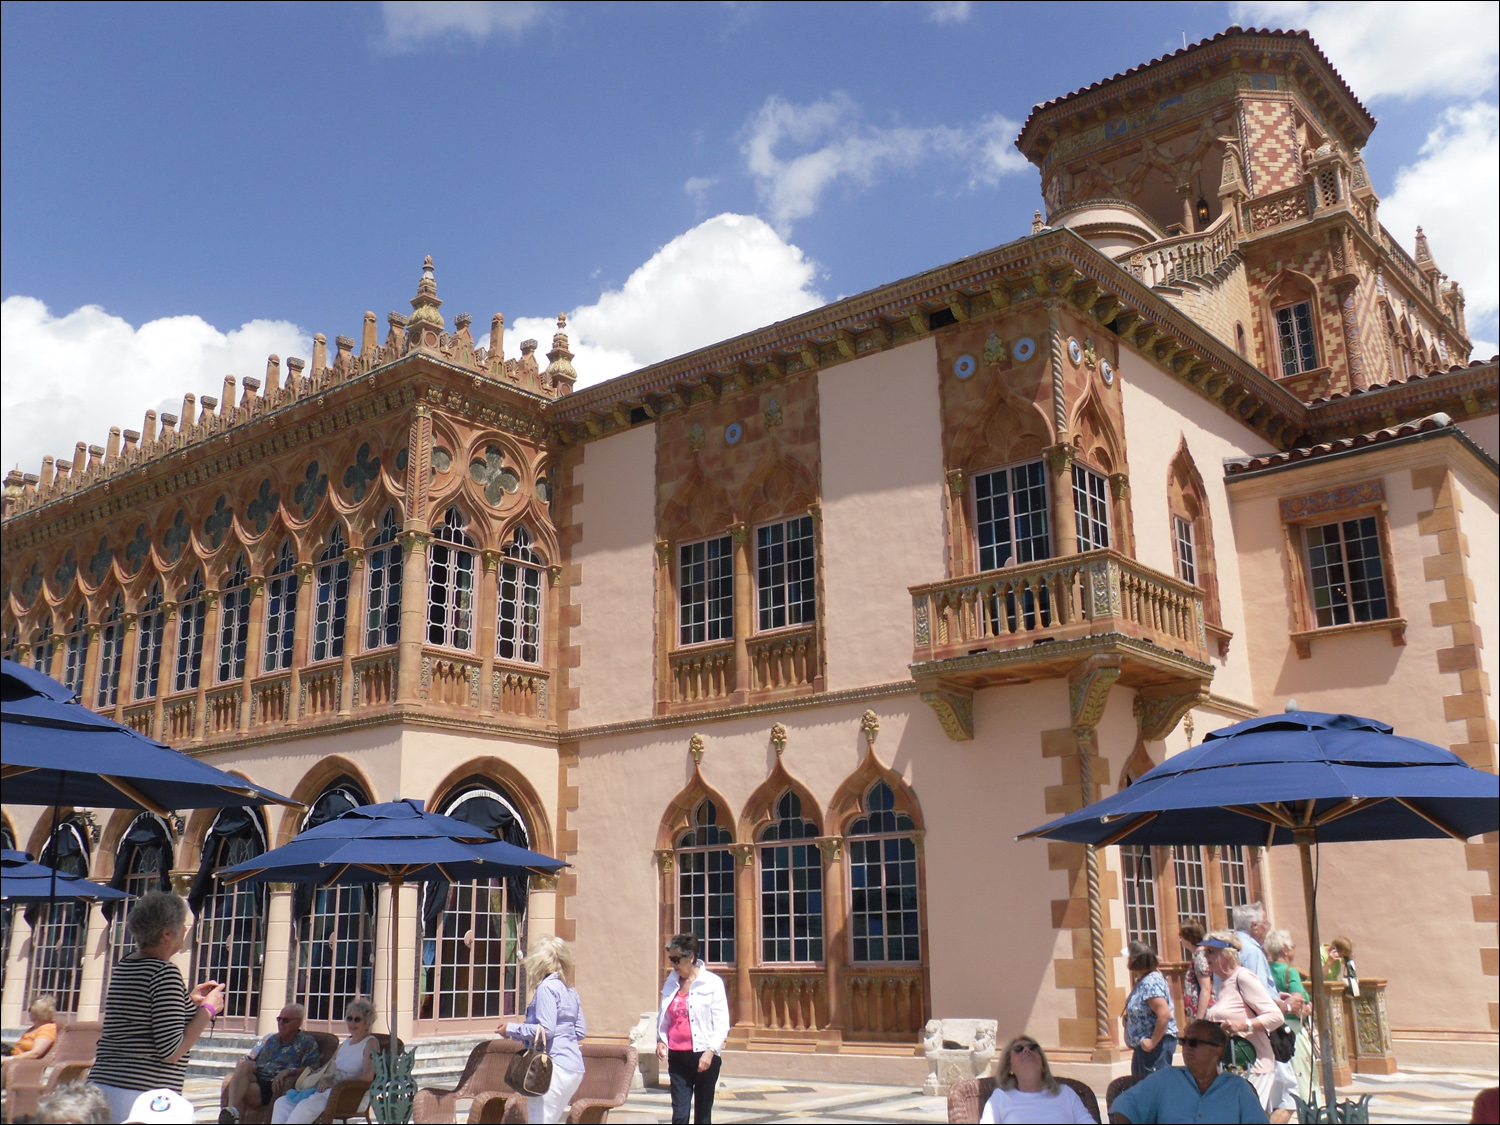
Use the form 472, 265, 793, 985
1278, 479, 1384, 522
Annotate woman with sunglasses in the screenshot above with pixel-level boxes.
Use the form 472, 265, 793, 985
499, 935, 588, 1124
979, 1036, 1095, 1123
270, 997, 377, 1124
656, 933, 730, 1123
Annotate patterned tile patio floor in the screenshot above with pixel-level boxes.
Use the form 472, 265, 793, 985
182, 1063, 1496, 1123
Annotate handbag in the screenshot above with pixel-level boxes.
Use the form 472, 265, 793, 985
504, 1027, 554, 1096
294, 1056, 335, 1092
1221, 1034, 1258, 1072
1269, 1023, 1297, 1063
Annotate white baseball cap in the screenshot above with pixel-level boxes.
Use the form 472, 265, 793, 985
125, 1088, 196, 1123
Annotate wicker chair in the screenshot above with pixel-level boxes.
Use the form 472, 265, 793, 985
313, 1033, 405, 1125
413, 1039, 521, 1123
4, 1020, 102, 1120
946, 1076, 1101, 1124
467, 1041, 640, 1125
1105, 1073, 1141, 1115
220, 1031, 340, 1125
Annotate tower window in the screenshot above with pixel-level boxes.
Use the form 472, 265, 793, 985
1274, 301, 1319, 376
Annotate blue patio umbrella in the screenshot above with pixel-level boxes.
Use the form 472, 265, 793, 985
219, 798, 567, 1123
1019, 708, 1499, 1116
1, 848, 131, 903
2, 659, 297, 814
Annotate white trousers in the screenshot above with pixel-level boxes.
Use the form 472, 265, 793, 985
528, 1064, 585, 1124
271, 1088, 331, 1124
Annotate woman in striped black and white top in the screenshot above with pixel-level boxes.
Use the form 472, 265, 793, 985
89, 890, 225, 1122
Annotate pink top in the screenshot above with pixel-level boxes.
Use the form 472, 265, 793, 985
1205, 966, 1284, 1074
666, 990, 693, 1051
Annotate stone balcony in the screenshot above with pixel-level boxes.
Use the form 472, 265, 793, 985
909, 550, 1213, 740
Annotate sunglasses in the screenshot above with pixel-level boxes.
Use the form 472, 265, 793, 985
1011, 1042, 1040, 1056
1180, 1036, 1223, 1049
346, 1016, 365, 1024
667, 955, 687, 964
276, 1017, 300, 1024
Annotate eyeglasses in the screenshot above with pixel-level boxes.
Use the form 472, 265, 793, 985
346, 1016, 365, 1024
1011, 1042, 1040, 1056
667, 955, 686, 964
276, 1017, 299, 1024
1180, 1036, 1223, 1050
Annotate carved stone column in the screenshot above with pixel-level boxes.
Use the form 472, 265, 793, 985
47, 631, 66, 682
0, 909, 34, 1026
240, 577, 266, 732
479, 550, 501, 711
816, 835, 845, 1048
168, 870, 196, 981
257, 883, 294, 1035
396, 533, 429, 703
1046, 443, 1078, 558
729, 843, 757, 1035
655, 540, 675, 714
154, 603, 176, 736
731, 523, 752, 699
342, 549, 366, 712
1337, 280, 1368, 390
196, 593, 221, 740
946, 470, 970, 576
81, 623, 102, 711
73, 903, 111, 1020
117, 612, 141, 722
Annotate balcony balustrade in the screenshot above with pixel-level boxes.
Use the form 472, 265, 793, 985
206, 686, 241, 735
670, 640, 735, 707
845, 967, 925, 1041
352, 652, 397, 707
251, 673, 292, 726
750, 967, 826, 1037
300, 665, 342, 718
748, 625, 819, 693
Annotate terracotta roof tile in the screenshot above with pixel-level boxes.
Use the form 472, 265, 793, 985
1224, 413, 1456, 475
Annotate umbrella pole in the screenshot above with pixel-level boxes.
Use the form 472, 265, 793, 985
387, 877, 401, 1070
1298, 830, 1338, 1115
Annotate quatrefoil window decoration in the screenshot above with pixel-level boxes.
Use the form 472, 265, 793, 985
124, 525, 152, 573
342, 443, 382, 503
395, 447, 409, 474
245, 479, 280, 535
87, 537, 113, 585
469, 445, 519, 506
294, 461, 328, 519
20, 562, 43, 605
54, 549, 77, 589
163, 509, 192, 562
204, 495, 234, 549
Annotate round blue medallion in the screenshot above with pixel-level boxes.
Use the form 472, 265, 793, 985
1068, 337, 1083, 365
725, 422, 742, 445
1101, 360, 1115, 386
953, 354, 976, 379
1013, 336, 1036, 362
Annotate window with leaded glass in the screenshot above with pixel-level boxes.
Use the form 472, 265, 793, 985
679, 536, 733, 646
1305, 516, 1389, 626
26, 821, 90, 1013
96, 595, 126, 708
676, 800, 735, 965
264, 542, 299, 672
31, 616, 54, 675
294, 785, 375, 1027
60, 610, 88, 695
1172, 845, 1208, 930
135, 584, 165, 701
312, 528, 349, 664
218, 556, 251, 682
1072, 464, 1110, 551
759, 791, 823, 963
366, 508, 403, 650
103, 815, 172, 999
1173, 516, 1196, 585
427, 508, 476, 651
847, 782, 920, 964
193, 809, 267, 1028
498, 527, 543, 665
175, 571, 208, 692
1121, 845, 1159, 953
974, 461, 1050, 570
756, 516, 815, 632
1220, 845, 1250, 927
1275, 300, 1319, 376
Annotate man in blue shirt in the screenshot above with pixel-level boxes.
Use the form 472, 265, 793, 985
1232, 902, 1279, 996
1110, 1020, 1268, 1123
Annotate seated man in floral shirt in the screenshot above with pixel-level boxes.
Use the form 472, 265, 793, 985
220, 1004, 321, 1124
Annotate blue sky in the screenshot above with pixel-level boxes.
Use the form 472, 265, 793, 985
2, 1, 1496, 474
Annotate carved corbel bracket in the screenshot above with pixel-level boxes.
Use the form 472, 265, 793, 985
814, 836, 843, 862
689, 732, 706, 764
860, 709, 880, 751
920, 683, 974, 742
1068, 654, 1122, 732
769, 722, 788, 755
653, 849, 674, 874
729, 842, 755, 867
945, 469, 968, 499
530, 872, 560, 892
345, 547, 367, 570
1133, 681, 1211, 742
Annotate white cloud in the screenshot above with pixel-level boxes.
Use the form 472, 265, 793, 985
684, 176, 719, 213
921, 1, 972, 23
1, 298, 310, 478
1379, 101, 1499, 340
1232, 2, 1498, 101
381, 1, 544, 48
507, 212, 824, 389
740, 94, 1028, 233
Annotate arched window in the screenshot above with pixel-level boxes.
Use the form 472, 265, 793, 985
676, 800, 735, 965
1167, 443, 1222, 629
294, 783, 375, 1029
498, 527, 542, 665
1071, 460, 1111, 552
365, 509, 403, 651
175, 571, 207, 693
102, 814, 172, 998
312, 528, 349, 664
96, 595, 126, 708
264, 542, 299, 672
191, 808, 267, 1031
26, 820, 90, 1013
135, 583, 165, 701
218, 556, 250, 682
846, 782, 920, 964
31, 616, 54, 675
427, 508, 476, 651
61, 609, 88, 695
759, 791, 822, 964
417, 787, 529, 1031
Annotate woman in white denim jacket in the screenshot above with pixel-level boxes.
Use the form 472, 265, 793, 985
656, 933, 730, 1124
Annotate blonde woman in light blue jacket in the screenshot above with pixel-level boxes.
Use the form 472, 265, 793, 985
656, 933, 730, 1123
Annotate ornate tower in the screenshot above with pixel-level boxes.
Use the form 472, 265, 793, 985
1015, 26, 1472, 399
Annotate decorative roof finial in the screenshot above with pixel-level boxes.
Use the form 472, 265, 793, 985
544, 313, 578, 397
1032, 209, 1045, 234
1413, 226, 1433, 266
408, 254, 446, 336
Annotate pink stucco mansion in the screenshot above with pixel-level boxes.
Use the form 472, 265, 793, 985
3, 27, 1496, 1082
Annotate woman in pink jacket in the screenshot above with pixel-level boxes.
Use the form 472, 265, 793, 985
1203, 935, 1293, 1123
